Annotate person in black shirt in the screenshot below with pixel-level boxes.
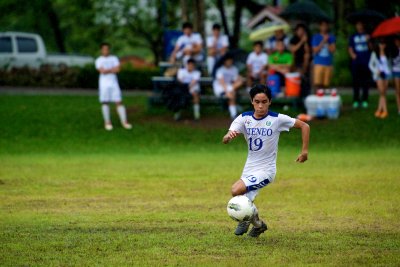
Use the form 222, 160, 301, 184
290, 23, 312, 98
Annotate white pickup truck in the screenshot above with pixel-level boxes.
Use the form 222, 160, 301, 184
0, 32, 94, 69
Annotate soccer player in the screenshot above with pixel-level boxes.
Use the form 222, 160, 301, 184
176, 58, 201, 120
222, 84, 310, 237
246, 41, 268, 91
170, 22, 203, 65
95, 42, 132, 131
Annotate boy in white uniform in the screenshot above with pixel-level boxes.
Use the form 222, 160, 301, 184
206, 23, 229, 75
95, 43, 132, 131
170, 22, 203, 64
246, 41, 268, 90
222, 84, 310, 237
176, 58, 201, 120
213, 55, 243, 119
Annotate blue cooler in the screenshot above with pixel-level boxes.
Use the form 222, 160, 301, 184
267, 74, 281, 97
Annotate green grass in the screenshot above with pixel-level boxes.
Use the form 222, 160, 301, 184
0, 94, 400, 266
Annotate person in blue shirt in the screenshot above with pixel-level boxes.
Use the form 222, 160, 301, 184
348, 21, 371, 109
312, 20, 336, 89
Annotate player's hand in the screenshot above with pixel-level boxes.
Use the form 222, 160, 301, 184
296, 152, 308, 163
223, 131, 240, 144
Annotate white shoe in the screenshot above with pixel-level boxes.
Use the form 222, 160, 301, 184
105, 124, 113, 131
122, 122, 132, 129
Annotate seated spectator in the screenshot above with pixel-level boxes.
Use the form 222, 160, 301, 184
265, 29, 290, 54
176, 59, 201, 120
170, 22, 203, 65
207, 23, 229, 75
393, 36, 400, 115
246, 41, 268, 91
290, 23, 312, 97
213, 55, 243, 119
269, 40, 294, 80
312, 20, 336, 89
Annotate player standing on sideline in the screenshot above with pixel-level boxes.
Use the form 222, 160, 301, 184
95, 42, 132, 131
222, 84, 310, 237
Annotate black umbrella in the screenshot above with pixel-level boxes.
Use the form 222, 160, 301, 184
346, 9, 386, 24
280, 0, 331, 23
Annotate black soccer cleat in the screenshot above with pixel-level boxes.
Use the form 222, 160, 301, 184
234, 221, 251, 235
248, 221, 268, 238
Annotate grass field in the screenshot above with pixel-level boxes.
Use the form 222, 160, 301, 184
0, 93, 400, 266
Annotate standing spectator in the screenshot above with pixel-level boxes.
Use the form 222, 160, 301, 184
95, 42, 132, 131
393, 36, 400, 115
312, 20, 336, 89
290, 23, 312, 97
348, 21, 371, 109
176, 59, 202, 120
206, 23, 229, 75
246, 41, 268, 91
265, 29, 290, 55
213, 55, 243, 119
170, 22, 203, 65
369, 40, 391, 119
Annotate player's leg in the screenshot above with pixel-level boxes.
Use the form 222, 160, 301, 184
226, 85, 237, 119
101, 102, 113, 131
379, 79, 388, 118
322, 66, 332, 89
394, 77, 400, 114
351, 63, 360, 108
191, 84, 201, 120
246, 72, 253, 92
231, 179, 251, 235
112, 86, 132, 129
313, 64, 323, 89
207, 56, 215, 76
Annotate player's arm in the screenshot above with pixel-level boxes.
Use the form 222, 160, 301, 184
222, 130, 241, 144
292, 119, 310, 163
108, 64, 120, 74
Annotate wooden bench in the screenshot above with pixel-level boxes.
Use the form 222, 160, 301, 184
149, 75, 301, 110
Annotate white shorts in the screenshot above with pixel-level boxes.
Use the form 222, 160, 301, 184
213, 82, 234, 97
241, 171, 276, 201
189, 83, 200, 94
99, 85, 122, 103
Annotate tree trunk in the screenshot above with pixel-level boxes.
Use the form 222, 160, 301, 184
181, 0, 189, 22
231, 0, 244, 49
193, 0, 205, 37
216, 0, 230, 45
44, 0, 66, 53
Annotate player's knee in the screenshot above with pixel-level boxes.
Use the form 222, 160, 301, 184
231, 184, 245, 196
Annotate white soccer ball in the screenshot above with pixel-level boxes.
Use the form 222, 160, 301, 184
227, 195, 254, 222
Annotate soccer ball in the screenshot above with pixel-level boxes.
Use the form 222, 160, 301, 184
227, 195, 254, 222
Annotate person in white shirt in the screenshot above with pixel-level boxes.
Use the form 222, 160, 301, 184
95, 43, 132, 131
213, 55, 243, 119
222, 84, 310, 237
176, 58, 202, 120
170, 22, 203, 65
206, 23, 229, 75
368, 40, 391, 119
393, 36, 400, 115
246, 41, 268, 90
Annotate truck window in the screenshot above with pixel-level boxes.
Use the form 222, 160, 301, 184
0, 37, 12, 53
16, 37, 38, 53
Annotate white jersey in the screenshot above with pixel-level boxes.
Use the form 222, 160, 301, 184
246, 52, 268, 76
95, 55, 120, 89
215, 66, 239, 84
229, 111, 296, 176
206, 35, 229, 50
177, 68, 201, 84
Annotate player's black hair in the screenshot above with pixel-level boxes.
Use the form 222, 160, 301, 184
222, 53, 234, 63
212, 23, 221, 30
182, 22, 193, 29
100, 42, 111, 48
187, 58, 196, 64
249, 84, 272, 101
253, 41, 263, 47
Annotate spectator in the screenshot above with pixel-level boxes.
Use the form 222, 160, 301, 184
290, 23, 312, 97
393, 36, 400, 115
213, 55, 243, 119
170, 22, 203, 65
176, 59, 202, 120
369, 40, 391, 119
265, 29, 290, 55
206, 23, 229, 75
246, 41, 268, 91
95, 42, 132, 131
269, 40, 294, 85
348, 21, 371, 109
312, 20, 336, 89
